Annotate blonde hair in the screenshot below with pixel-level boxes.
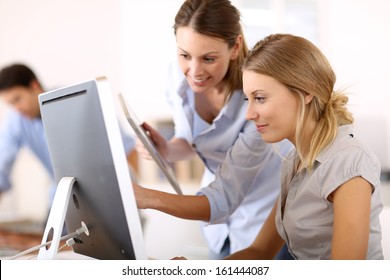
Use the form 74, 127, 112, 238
174, 0, 248, 102
243, 34, 354, 169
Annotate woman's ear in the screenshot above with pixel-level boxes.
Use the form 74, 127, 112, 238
231, 35, 243, 60
304, 93, 314, 104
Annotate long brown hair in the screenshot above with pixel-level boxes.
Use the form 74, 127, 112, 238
243, 34, 354, 169
174, 0, 248, 102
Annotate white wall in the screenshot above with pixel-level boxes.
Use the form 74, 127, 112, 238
121, 0, 183, 121
324, 0, 390, 170
0, 0, 123, 92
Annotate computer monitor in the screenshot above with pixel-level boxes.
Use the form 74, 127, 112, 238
37, 77, 146, 259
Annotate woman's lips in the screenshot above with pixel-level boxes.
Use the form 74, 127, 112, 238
256, 124, 268, 133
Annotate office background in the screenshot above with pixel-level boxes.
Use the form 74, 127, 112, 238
0, 0, 389, 259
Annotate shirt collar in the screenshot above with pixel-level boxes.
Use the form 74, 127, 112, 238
316, 124, 354, 163
177, 79, 244, 122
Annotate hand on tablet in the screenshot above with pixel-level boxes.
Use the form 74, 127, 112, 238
138, 122, 169, 159
119, 93, 182, 195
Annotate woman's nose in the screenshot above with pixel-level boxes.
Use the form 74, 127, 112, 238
189, 60, 204, 77
245, 105, 258, 121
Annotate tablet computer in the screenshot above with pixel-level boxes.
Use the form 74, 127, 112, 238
118, 93, 183, 195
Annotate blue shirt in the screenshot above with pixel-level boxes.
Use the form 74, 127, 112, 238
165, 62, 293, 254
0, 108, 135, 203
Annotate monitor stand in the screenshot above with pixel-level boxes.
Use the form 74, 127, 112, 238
37, 177, 76, 260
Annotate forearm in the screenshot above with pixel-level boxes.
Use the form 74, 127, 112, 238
226, 201, 284, 260
135, 184, 210, 221
156, 192, 210, 221
225, 246, 264, 260
225, 236, 284, 260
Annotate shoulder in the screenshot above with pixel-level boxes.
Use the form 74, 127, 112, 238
319, 125, 380, 170
317, 125, 381, 195
0, 110, 28, 147
1, 109, 25, 130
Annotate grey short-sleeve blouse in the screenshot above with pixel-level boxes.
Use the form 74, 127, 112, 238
275, 125, 383, 259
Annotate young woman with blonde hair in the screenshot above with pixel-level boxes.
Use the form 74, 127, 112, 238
227, 33, 383, 259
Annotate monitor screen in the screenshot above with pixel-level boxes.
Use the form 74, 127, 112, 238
38, 77, 146, 259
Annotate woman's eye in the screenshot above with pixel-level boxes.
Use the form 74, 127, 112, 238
243, 96, 265, 103
179, 53, 189, 59
204, 57, 215, 63
255, 96, 266, 103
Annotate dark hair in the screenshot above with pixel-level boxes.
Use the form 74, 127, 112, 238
174, 0, 248, 102
0, 63, 39, 92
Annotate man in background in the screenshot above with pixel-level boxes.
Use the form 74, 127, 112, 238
0, 63, 138, 213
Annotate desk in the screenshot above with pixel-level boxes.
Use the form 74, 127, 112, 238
0, 223, 75, 259
0, 230, 42, 248
0, 228, 42, 258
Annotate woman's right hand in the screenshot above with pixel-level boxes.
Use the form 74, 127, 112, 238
136, 122, 169, 160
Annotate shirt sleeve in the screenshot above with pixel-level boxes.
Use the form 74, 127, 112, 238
320, 144, 381, 200
199, 122, 289, 224
0, 111, 23, 191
